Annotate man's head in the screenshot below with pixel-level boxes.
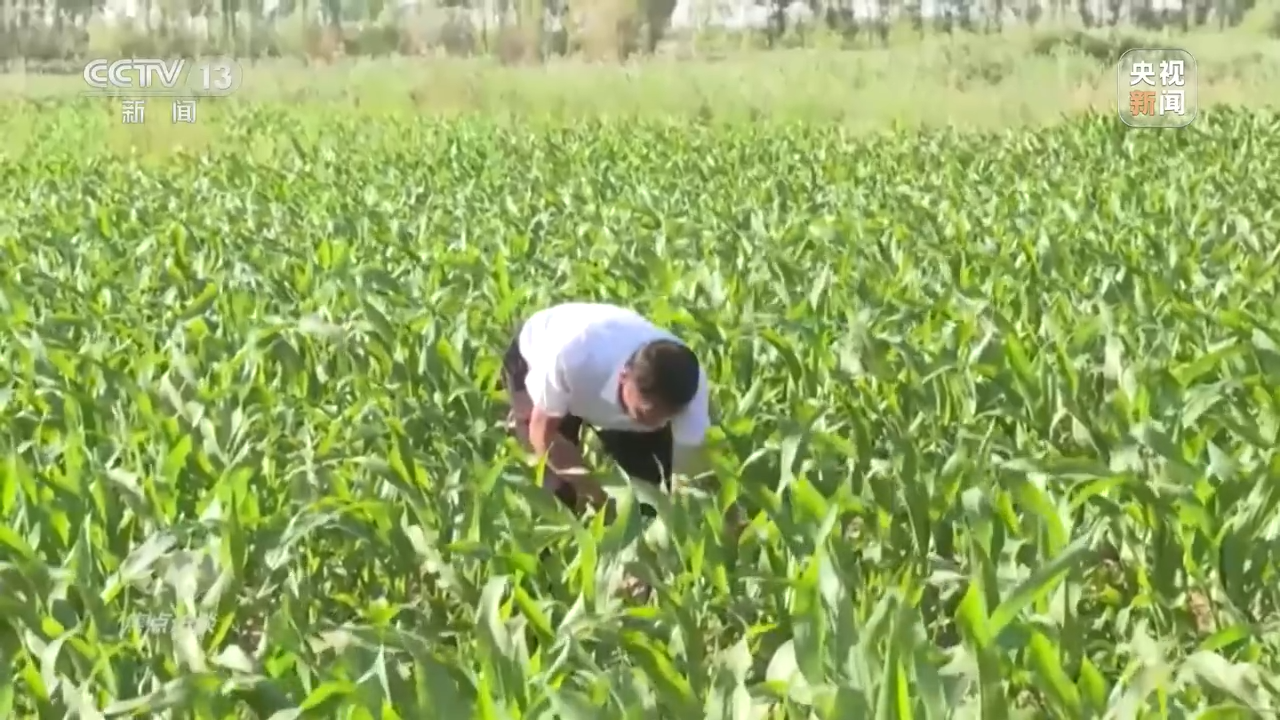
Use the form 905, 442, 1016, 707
618, 339, 701, 427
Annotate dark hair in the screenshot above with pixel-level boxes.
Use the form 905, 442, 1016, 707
625, 339, 701, 410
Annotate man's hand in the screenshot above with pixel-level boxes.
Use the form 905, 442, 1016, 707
672, 444, 706, 475
671, 443, 713, 493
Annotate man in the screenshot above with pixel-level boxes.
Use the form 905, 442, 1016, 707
499, 302, 710, 514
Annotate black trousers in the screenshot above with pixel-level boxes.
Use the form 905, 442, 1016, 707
500, 332, 671, 514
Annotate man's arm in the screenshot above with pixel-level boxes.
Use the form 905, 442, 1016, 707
669, 370, 713, 483
524, 351, 606, 507
672, 423, 744, 538
527, 408, 585, 474
527, 408, 606, 507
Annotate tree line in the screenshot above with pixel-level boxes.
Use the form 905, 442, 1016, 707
0, 0, 1257, 67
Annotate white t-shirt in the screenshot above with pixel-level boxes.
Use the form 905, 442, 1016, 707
517, 303, 710, 447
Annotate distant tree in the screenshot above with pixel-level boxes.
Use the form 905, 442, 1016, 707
321, 0, 340, 25
54, 0, 99, 25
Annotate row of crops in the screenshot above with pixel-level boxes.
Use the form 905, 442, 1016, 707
1, 105, 1279, 718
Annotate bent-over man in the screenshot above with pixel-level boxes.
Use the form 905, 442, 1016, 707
500, 302, 711, 514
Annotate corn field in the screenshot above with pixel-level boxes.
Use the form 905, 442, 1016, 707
2, 98, 1279, 717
